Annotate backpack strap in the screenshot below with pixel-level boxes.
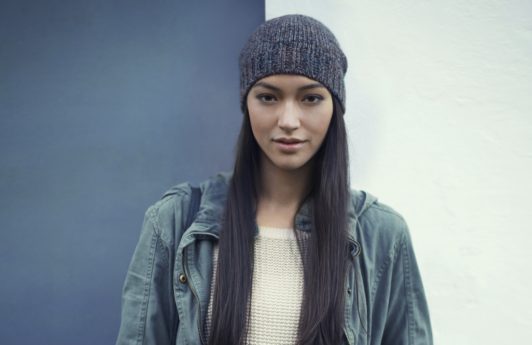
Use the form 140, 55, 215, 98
184, 186, 201, 230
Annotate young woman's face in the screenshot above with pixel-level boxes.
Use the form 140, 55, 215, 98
246, 74, 334, 172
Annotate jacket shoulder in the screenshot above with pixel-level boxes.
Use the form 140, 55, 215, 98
143, 182, 192, 245
350, 189, 410, 258
143, 172, 231, 244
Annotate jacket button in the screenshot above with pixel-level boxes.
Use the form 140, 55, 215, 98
347, 288, 352, 295
179, 274, 187, 284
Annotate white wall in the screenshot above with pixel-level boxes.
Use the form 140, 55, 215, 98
267, 1, 532, 343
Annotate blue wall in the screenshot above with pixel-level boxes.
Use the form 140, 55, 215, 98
0, 1, 264, 344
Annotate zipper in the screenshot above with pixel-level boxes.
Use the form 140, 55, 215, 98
181, 231, 219, 345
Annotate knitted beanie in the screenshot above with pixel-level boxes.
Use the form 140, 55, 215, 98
239, 14, 348, 114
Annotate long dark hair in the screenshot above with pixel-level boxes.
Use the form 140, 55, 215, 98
209, 97, 350, 345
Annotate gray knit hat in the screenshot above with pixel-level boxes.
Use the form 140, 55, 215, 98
239, 14, 348, 114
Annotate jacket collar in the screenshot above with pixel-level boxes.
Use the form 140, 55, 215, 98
293, 188, 378, 244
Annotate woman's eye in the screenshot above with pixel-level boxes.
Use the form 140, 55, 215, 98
303, 95, 324, 103
257, 94, 277, 103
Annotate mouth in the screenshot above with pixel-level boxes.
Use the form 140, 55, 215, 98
273, 137, 306, 144
272, 137, 307, 152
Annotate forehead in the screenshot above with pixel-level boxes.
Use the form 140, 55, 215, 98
251, 74, 325, 90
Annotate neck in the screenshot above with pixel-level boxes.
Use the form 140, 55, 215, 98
255, 154, 312, 228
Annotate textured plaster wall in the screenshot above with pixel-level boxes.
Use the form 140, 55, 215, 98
267, 1, 532, 343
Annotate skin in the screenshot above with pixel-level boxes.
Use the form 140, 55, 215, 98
246, 74, 334, 228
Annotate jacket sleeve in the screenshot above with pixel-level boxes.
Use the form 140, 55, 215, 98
378, 222, 433, 345
115, 206, 178, 345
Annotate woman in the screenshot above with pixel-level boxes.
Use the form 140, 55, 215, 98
116, 14, 433, 345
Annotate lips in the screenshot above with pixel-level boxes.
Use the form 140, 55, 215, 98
273, 137, 305, 144
272, 137, 307, 152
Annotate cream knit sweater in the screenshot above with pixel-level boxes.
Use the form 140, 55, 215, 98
205, 226, 306, 344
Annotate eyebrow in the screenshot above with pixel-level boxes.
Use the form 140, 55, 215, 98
252, 81, 326, 92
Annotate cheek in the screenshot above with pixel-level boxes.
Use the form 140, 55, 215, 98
248, 113, 270, 143
310, 113, 333, 141
312, 99, 333, 138
247, 99, 270, 142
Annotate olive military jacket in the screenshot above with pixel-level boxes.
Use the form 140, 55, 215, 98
116, 172, 433, 345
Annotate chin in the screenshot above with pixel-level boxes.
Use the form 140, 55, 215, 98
270, 157, 312, 172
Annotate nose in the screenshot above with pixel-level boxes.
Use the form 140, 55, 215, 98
277, 100, 300, 132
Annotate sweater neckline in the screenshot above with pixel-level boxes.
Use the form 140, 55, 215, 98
257, 226, 297, 240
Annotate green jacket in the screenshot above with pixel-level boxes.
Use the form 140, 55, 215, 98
116, 172, 433, 345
